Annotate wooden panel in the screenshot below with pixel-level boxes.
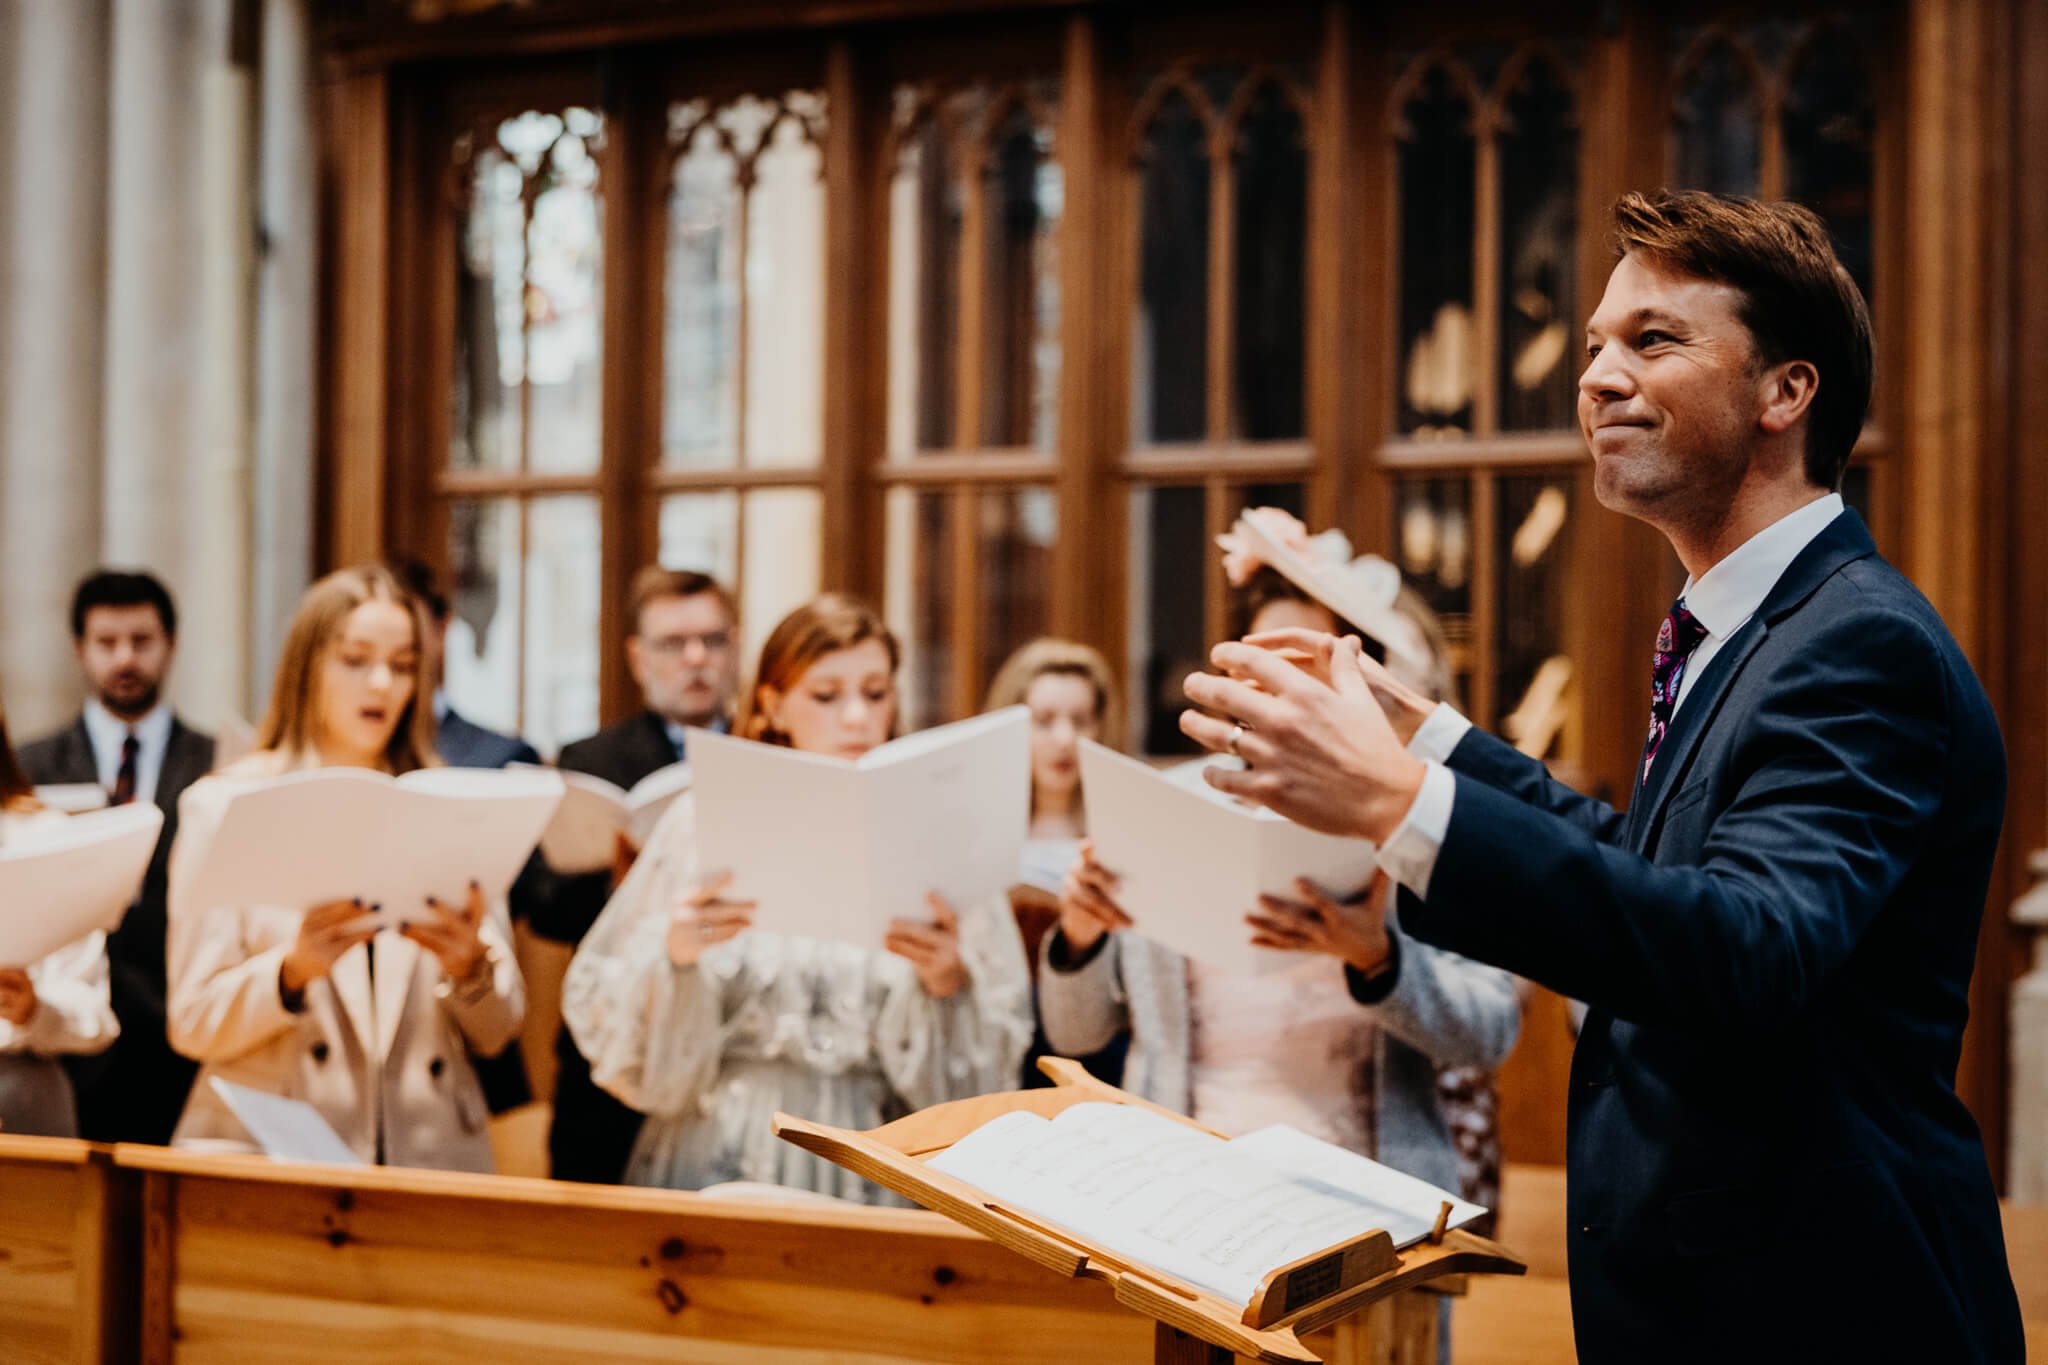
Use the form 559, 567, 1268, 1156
0, 1138, 136, 1365
318, 66, 391, 569
133, 1155, 1151, 1363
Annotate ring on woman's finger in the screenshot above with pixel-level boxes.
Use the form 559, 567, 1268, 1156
1227, 723, 1247, 759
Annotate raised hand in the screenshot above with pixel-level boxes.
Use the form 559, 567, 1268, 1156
666, 871, 758, 967
1240, 627, 1439, 746
1057, 839, 1132, 955
1181, 634, 1427, 843
281, 898, 383, 996
885, 893, 969, 999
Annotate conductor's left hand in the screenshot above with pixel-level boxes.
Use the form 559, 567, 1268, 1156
1180, 634, 1427, 844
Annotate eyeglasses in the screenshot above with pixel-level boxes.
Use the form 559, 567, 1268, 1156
644, 630, 734, 656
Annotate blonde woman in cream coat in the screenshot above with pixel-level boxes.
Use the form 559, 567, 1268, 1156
165, 567, 522, 1172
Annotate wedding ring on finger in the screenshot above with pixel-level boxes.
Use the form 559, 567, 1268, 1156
1227, 723, 1247, 759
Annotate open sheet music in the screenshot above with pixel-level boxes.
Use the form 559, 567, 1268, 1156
687, 709, 1029, 950
0, 804, 163, 965
926, 1102, 1484, 1307
524, 762, 692, 873
1077, 742, 1379, 969
176, 767, 562, 916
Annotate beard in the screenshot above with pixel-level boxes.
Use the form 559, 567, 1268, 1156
96, 674, 161, 718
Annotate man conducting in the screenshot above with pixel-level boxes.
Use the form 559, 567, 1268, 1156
1182, 192, 2022, 1362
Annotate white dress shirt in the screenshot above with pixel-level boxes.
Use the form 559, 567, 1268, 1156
1378, 494, 1846, 900
82, 699, 174, 807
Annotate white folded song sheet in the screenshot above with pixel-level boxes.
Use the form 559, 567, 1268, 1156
175, 767, 563, 917
0, 803, 164, 965
686, 709, 1030, 950
209, 1078, 365, 1166
524, 762, 692, 873
1077, 741, 1379, 970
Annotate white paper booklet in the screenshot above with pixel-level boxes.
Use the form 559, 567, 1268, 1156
0, 804, 164, 965
926, 1102, 1484, 1307
1076, 742, 1378, 969
177, 767, 563, 918
31, 783, 111, 814
209, 1078, 364, 1166
522, 762, 692, 873
687, 709, 1030, 950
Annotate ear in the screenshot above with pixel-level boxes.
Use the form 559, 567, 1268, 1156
757, 685, 784, 731
624, 635, 647, 690
1757, 358, 1820, 438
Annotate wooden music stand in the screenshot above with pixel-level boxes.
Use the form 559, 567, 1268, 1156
774, 1058, 1525, 1364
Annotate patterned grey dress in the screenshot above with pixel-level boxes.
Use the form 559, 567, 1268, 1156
563, 793, 1033, 1201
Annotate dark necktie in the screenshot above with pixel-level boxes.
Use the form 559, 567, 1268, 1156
1642, 599, 1709, 787
110, 733, 140, 806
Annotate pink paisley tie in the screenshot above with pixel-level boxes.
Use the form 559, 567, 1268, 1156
1642, 599, 1709, 787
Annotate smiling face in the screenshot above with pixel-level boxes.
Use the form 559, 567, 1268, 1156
1023, 671, 1103, 805
764, 637, 897, 759
315, 599, 421, 767
1579, 251, 1772, 534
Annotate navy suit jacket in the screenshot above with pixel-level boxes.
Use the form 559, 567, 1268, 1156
1398, 512, 2022, 1363
437, 708, 541, 772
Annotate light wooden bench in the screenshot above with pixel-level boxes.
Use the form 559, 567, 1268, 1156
0, 1135, 139, 1365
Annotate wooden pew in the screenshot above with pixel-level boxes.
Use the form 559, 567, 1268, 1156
113, 1145, 1446, 1363
1456, 1163, 2048, 1365
0, 1135, 139, 1365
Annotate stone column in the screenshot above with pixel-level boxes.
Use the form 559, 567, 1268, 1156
2011, 851, 2048, 1204
0, 0, 111, 736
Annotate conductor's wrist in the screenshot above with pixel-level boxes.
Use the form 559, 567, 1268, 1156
1364, 754, 1429, 844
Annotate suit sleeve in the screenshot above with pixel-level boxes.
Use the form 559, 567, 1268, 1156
1400, 607, 1963, 1031
1446, 725, 1628, 845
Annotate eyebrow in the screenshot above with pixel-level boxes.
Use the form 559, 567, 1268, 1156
1587, 307, 1687, 339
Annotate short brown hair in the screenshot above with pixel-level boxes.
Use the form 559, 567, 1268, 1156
734, 594, 900, 745
628, 566, 734, 637
256, 565, 438, 775
1612, 189, 1873, 490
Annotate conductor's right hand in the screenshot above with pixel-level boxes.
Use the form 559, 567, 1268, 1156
1057, 840, 1133, 955
667, 872, 758, 967
281, 899, 382, 996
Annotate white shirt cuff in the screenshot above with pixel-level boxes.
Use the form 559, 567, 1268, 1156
1407, 703, 1471, 764
1375, 760, 1457, 901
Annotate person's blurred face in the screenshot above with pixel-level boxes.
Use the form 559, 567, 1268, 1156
1248, 597, 1340, 639
764, 639, 896, 759
1024, 672, 1101, 805
628, 592, 739, 729
76, 604, 174, 720
316, 600, 419, 767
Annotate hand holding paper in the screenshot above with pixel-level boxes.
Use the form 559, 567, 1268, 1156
667, 872, 758, 967
0, 968, 33, 1026
1056, 839, 1132, 955
403, 881, 489, 980
281, 899, 383, 996
1246, 873, 1394, 976
884, 893, 968, 999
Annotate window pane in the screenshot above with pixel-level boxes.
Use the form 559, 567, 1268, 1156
445, 498, 522, 734
739, 488, 822, 656
1395, 476, 1474, 708
981, 100, 1062, 452
744, 104, 826, 468
1233, 82, 1306, 441
1128, 484, 1208, 755
884, 486, 954, 731
452, 149, 525, 471
522, 497, 602, 755
1397, 66, 1476, 436
1494, 476, 1573, 748
977, 487, 1057, 696
658, 491, 740, 585
1134, 87, 1211, 446
1498, 59, 1578, 432
662, 122, 742, 469
1672, 38, 1761, 197
1225, 481, 1307, 637
1782, 32, 1876, 307
888, 102, 961, 456
525, 121, 604, 475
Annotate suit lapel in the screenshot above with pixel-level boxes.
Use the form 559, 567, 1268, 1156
371, 932, 421, 1064
58, 718, 99, 785
159, 719, 214, 805
329, 946, 377, 1062
1626, 622, 1767, 852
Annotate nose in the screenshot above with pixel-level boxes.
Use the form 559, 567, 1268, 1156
368, 662, 394, 691
679, 638, 708, 665
1578, 343, 1634, 406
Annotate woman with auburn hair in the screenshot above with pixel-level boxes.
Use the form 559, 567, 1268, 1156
0, 698, 119, 1136
164, 566, 524, 1171
564, 593, 1031, 1199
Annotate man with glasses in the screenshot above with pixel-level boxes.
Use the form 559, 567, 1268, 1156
539, 567, 740, 1182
